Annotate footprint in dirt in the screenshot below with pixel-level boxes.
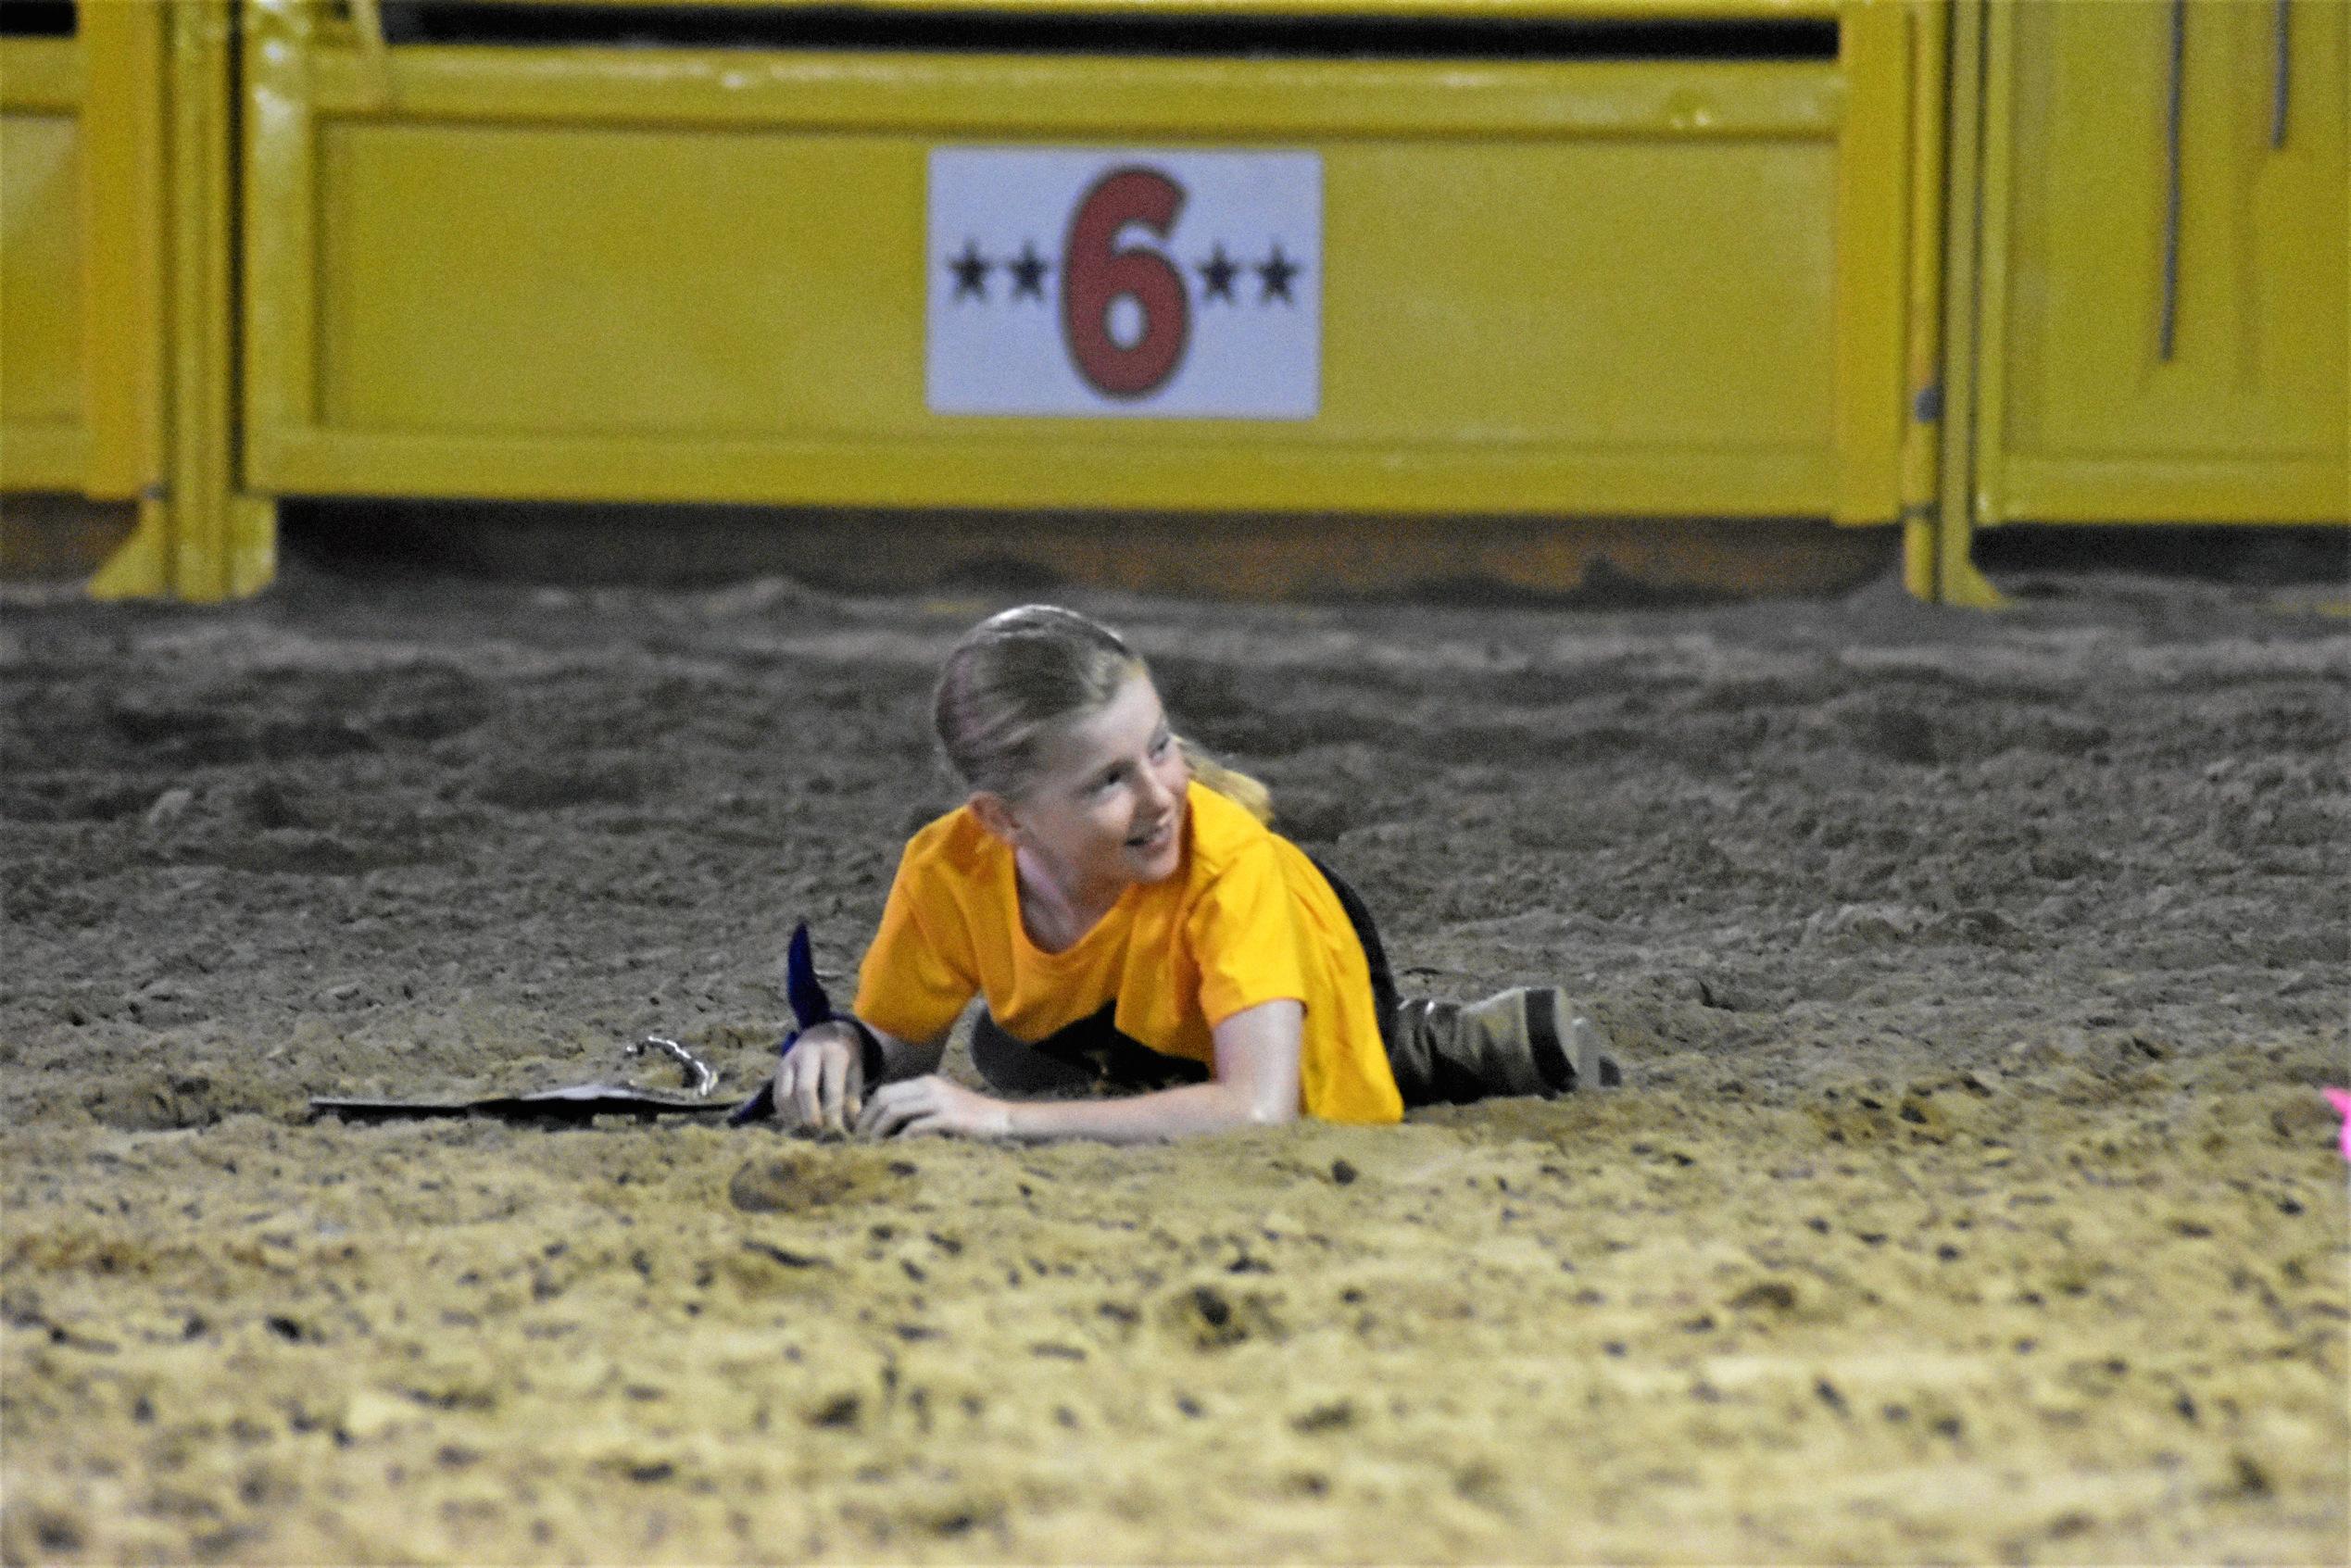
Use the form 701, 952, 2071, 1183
726, 1148, 915, 1214
475, 763, 646, 812
1853, 705, 1940, 766
1158, 1283, 1285, 1352
85, 1066, 290, 1131
107, 704, 376, 767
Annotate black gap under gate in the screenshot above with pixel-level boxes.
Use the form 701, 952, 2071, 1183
377, 3, 1841, 63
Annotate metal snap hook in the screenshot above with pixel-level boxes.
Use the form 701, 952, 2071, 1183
628, 1035, 718, 1098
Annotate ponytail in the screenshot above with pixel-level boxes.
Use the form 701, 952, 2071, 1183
1177, 737, 1275, 826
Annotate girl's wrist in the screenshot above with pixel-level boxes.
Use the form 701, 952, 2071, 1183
844, 1018, 886, 1085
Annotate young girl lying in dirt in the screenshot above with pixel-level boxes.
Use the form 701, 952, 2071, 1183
773, 605, 1617, 1143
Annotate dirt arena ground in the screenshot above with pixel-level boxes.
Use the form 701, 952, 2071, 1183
3, 557, 2345, 1564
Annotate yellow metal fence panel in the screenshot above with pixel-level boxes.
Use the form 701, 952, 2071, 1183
1984, 0, 2348, 524
244, 0, 1916, 522
71, 0, 276, 602
81, 0, 172, 502
310, 128, 1837, 450
0, 36, 88, 490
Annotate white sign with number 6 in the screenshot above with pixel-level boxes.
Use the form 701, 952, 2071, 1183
926, 148, 1322, 420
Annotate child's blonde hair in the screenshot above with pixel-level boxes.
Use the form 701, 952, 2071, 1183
933, 605, 1273, 824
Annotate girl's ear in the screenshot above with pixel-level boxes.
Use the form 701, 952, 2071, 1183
969, 792, 1020, 846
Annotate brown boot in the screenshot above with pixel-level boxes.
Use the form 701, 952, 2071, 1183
1388, 987, 1622, 1107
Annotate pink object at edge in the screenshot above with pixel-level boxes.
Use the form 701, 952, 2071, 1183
2325, 1087, 2351, 1163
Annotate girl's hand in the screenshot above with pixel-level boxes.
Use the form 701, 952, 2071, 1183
857, 1075, 1015, 1141
773, 1023, 865, 1136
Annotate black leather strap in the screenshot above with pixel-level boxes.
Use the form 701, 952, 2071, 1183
1305, 854, 1399, 1052
780, 1017, 887, 1086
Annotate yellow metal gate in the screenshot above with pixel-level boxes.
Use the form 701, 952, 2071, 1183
13, 1, 2332, 604
1928, 0, 2349, 605
0, 0, 269, 599
237, 0, 1925, 535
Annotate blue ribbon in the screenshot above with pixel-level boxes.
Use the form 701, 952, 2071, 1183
727, 922, 836, 1126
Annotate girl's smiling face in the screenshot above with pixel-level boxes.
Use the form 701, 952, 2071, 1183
983, 669, 1190, 911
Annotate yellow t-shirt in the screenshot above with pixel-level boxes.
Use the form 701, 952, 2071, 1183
852, 782, 1403, 1124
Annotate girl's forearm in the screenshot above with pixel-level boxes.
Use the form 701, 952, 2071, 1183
1001, 1080, 1294, 1144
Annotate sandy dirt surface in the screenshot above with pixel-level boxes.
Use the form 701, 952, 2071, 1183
3, 561, 2345, 1564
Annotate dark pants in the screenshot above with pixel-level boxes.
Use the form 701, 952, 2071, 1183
967, 857, 1409, 1101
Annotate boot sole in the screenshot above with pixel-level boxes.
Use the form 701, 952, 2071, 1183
1567, 1015, 1624, 1089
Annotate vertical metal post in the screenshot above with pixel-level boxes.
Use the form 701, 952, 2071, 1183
1901, 0, 1947, 601
2157, 0, 2185, 362
1927, 0, 2003, 608
78, 0, 170, 504
91, 0, 276, 602
346, 0, 395, 107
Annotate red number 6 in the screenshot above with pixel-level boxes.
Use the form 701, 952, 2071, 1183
1061, 168, 1189, 399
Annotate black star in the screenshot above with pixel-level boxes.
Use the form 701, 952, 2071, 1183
1256, 243, 1301, 305
1007, 241, 1050, 300
948, 239, 990, 301
1196, 244, 1239, 304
